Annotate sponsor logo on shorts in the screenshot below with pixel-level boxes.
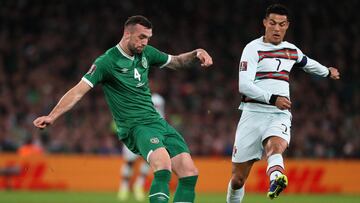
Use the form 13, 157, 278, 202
150, 137, 159, 144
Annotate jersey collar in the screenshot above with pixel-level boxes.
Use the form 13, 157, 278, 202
116, 44, 135, 61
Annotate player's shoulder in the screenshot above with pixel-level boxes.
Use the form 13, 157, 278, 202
143, 45, 162, 55
241, 37, 263, 55
245, 37, 261, 47
244, 37, 265, 50
94, 46, 117, 67
281, 40, 298, 49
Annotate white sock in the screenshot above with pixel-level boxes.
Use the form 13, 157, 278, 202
226, 180, 244, 203
134, 162, 149, 186
120, 163, 133, 190
266, 154, 285, 181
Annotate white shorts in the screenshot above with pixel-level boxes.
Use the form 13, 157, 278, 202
231, 111, 291, 163
123, 145, 139, 162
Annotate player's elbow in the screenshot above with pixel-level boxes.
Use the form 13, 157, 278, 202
238, 80, 251, 94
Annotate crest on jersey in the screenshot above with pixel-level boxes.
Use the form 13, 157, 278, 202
87, 64, 97, 75
239, 61, 248, 71
285, 50, 291, 59
150, 137, 159, 144
141, 56, 148, 69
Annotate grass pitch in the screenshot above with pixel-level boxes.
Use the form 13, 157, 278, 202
0, 191, 360, 203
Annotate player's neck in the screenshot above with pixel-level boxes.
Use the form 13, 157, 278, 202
119, 40, 134, 57
262, 36, 282, 45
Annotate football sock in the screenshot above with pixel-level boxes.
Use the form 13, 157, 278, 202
226, 180, 245, 203
149, 170, 171, 203
173, 175, 198, 203
267, 154, 285, 181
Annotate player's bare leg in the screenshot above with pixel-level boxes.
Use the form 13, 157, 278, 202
148, 147, 172, 203
263, 136, 288, 199
171, 152, 198, 203
226, 160, 256, 203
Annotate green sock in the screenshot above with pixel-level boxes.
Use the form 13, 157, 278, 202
173, 175, 198, 203
149, 170, 171, 203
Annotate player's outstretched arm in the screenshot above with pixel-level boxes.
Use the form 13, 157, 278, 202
33, 80, 91, 129
166, 49, 213, 70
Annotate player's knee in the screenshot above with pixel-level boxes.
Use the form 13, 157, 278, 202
186, 165, 199, 177
266, 143, 286, 157
265, 138, 287, 157
231, 174, 246, 189
150, 158, 171, 171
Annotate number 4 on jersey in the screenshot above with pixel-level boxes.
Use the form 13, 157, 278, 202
134, 68, 141, 81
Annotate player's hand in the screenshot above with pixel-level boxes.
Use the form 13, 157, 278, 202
196, 49, 213, 68
328, 67, 340, 80
33, 116, 53, 129
275, 96, 292, 110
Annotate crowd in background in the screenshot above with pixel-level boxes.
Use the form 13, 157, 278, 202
0, 0, 359, 158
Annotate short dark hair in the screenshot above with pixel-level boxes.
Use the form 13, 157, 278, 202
265, 4, 290, 20
125, 15, 152, 29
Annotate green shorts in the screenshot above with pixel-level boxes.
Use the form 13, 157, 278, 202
121, 118, 190, 162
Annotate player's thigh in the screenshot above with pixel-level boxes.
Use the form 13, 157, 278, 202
161, 120, 190, 158
262, 113, 292, 145
232, 111, 270, 163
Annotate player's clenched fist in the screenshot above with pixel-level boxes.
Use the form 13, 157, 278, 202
196, 49, 213, 67
33, 116, 53, 129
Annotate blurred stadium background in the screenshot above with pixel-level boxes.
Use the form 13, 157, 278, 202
0, 0, 359, 202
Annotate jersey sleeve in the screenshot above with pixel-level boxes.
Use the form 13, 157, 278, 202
144, 45, 171, 68
82, 55, 110, 88
294, 47, 330, 77
238, 44, 273, 103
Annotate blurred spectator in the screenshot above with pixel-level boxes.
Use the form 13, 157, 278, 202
0, 0, 359, 158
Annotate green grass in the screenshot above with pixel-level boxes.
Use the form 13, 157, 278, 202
1, 191, 360, 203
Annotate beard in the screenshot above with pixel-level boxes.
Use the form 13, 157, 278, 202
128, 43, 143, 54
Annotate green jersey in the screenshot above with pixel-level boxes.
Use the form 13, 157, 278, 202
82, 44, 170, 139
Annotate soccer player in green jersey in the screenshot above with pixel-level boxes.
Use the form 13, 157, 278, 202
33, 15, 212, 203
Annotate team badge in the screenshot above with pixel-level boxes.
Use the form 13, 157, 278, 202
87, 64, 97, 75
239, 61, 248, 71
150, 137, 159, 144
141, 56, 148, 69
285, 50, 291, 59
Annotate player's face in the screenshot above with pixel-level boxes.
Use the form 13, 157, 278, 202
263, 14, 289, 45
127, 24, 152, 54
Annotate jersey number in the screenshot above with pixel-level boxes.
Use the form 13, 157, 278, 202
276, 59, 281, 71
134, 68, 141, 81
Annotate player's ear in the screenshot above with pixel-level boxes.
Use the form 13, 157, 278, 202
263, 18, 267, 27
123, 29, 131, 40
